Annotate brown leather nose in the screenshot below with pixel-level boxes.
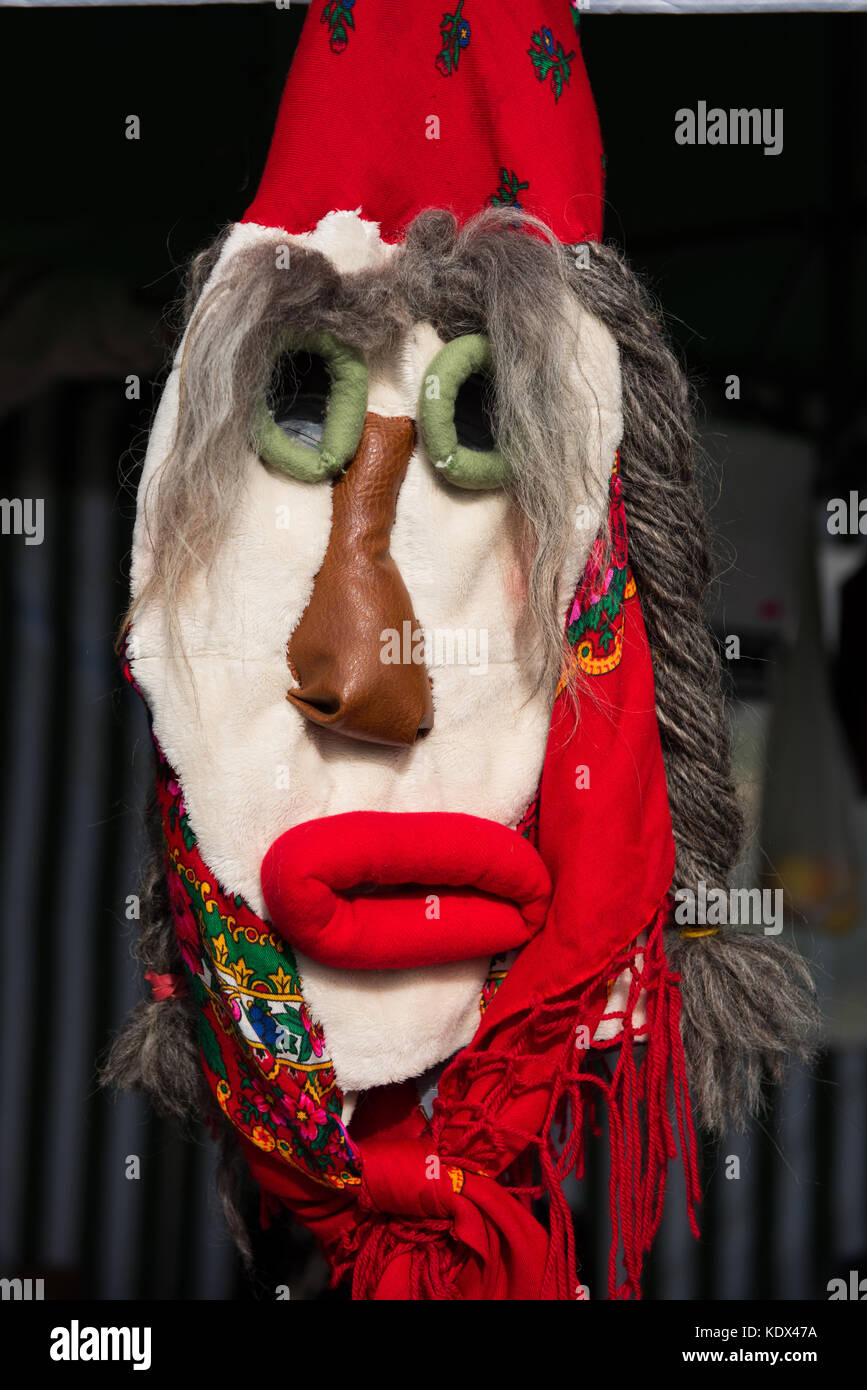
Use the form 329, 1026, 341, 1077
286, 412, 434, 747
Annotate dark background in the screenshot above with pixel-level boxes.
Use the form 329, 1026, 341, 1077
0, 4, 865, 1300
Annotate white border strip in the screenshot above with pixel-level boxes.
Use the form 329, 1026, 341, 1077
4, 1, 867, 11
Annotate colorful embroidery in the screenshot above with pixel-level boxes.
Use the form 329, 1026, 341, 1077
558, 453, 636, 693
488, 167, 529, 209
436, 2, 471, 75
446, 1165, 465, 1194
321, 0, 355, 55
479, 793, 538, 1013
166, 774, 196, 852
154, 740, 361, 1190
570, 0, 583, 32
527, 26, 575, 103
480, 957, 510, 1013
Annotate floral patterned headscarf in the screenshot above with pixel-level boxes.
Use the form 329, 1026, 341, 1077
126, 459, 699, 1299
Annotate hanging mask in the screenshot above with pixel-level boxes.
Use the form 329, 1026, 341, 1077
110, 1, 819, 1301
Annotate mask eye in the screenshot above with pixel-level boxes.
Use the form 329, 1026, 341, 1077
254, 331, 368, 482
418, 333, 510, 490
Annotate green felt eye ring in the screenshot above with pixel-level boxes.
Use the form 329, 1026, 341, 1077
255, 330, 368, 483
418, 333, 510, 490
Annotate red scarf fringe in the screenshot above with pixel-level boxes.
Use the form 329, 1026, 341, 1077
332, 907, 700, 1300
544, 904, 702, 1299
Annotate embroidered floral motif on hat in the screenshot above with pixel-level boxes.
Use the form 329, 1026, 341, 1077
436, 2, 471, 75
321, 0, 355, 54
528, 25, 576, 103
488, 167, 530, 208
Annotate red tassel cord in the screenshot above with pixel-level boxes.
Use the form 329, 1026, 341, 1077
145, 970, 188, 1001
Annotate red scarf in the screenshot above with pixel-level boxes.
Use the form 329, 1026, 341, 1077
134, 460, 700, 1299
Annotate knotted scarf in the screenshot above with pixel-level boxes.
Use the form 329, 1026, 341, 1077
129, 458, 700, 1300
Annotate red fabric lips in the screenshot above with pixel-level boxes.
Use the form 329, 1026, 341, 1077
261, 811, 552, 969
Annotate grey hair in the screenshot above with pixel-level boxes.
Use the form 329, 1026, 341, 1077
395, 207, 608, 694
564, 242, 820, 1118
564, 240, 742, 894
127, 231, 407, 649
665, 929, 821, 1135
129, 206, 606, 697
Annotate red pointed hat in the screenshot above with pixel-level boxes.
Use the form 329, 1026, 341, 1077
243, 0, 604, 245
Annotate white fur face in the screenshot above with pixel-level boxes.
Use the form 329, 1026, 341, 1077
130, 213, 622, 1093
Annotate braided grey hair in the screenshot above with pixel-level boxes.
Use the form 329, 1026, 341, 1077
566, 242, 819, 1130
